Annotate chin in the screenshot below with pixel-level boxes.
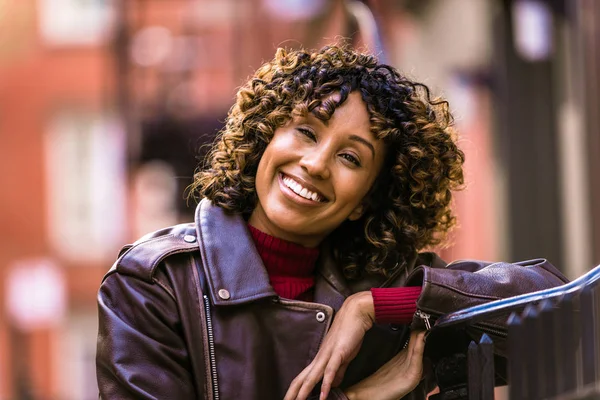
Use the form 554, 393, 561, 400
270, 214, 307, 235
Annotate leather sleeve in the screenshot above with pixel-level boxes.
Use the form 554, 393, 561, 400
96, 271, 199, 399
407, 258, 569, 319
406, 258, 569, 363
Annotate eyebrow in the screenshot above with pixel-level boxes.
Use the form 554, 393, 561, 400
307, 114, 376, 159
349, 135, 375, 159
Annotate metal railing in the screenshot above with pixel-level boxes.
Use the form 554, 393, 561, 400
428, 264, 600, 400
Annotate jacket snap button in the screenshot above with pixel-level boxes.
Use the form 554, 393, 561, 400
316, 311, 326, 322
183, 235, 196, 243
218, 289, 230, 300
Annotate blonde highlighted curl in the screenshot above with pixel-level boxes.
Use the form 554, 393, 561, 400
190, 45, 465, 279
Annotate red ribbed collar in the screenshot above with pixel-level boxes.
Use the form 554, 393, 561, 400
247, 224, 319, 277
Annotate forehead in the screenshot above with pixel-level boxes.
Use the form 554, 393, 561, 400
294, 91, 369, 124
318, 92, 371, 129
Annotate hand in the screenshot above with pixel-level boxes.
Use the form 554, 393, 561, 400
284, 291, 376, 400
344, 330, 426, 400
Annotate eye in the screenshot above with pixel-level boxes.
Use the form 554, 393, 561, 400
340, 153, 361, 167
296, 127, 316, 141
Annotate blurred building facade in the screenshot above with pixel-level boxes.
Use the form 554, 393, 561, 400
0, 0, 598, 399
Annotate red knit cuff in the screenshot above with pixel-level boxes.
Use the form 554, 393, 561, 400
371, 286, 422, 325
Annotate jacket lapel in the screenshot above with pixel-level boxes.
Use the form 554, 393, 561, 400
314, 243, 350, 312
195, 199, 372, 312
195, 199, 277, 306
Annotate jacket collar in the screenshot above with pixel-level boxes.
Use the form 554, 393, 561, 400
194, 199, 348, 310
313, 242, 351, 311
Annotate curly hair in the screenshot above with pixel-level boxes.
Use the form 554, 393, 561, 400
190, 45, 465, 279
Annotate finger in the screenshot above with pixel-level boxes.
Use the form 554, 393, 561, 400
407, 330, 423, 356
331, 361, 350, 388
295, 357, 331, 400
319, 354, 344, 400
288, 344, 334, 400
406, 331, 426, 377
284, 366, 311, 400
413, 331, 426, 358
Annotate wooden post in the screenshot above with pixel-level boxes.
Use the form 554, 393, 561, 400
467, 341, 481, 400
522, 304, 540, 399
538, 299, 558, 399
595, 281, 600, 383
556, 292, 578, 394
580, 285, 597, 385
478, 334, 494, 400
508, 312, 524, 400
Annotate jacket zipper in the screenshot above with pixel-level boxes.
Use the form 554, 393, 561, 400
203, 295, 220, 400
415, 308, 508, 338
415, 309, 432, 330
474, 321, 507, 338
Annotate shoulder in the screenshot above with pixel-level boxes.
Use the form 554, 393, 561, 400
415, 252, 447, 269
104, 223, 200, 283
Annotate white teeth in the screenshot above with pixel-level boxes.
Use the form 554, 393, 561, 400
282, 175, 321, 202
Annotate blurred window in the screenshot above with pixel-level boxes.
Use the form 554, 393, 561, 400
132, 161, 178, 239
262, 0, 328, 20
512, 0, 553, 61
44, 110, 127, 262
38, 0, 116, 46
55, 313, 98, 400
6, 259, 66, 331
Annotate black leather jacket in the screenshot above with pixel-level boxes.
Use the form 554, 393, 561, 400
96, 199, 568, 399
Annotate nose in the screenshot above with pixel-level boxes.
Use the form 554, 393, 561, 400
299, 147, 331, 180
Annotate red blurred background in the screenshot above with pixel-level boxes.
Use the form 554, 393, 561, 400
1, 0, 599, 398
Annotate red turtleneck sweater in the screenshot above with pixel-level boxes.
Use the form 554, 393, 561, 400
248, 225, 421, 324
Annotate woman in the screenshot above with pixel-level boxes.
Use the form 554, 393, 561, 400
96, 45, 566, 400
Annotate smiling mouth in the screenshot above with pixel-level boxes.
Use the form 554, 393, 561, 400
280, 173, 327, 203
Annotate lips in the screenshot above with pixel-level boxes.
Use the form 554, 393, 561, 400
280, 173, 327, 202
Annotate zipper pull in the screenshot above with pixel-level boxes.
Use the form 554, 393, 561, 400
415, 310, 432, 330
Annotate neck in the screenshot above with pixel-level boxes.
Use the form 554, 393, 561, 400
247, 224, 319, 300
247, 205, 325, 248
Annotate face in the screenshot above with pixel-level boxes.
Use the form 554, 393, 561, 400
248, 91, 387, 247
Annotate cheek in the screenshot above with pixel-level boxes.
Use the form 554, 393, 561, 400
255, 137, 293, 185
269, 132, 298, 153
255, 150, 274, 193
260, 135, 300, 170
333, 172, 374, 208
